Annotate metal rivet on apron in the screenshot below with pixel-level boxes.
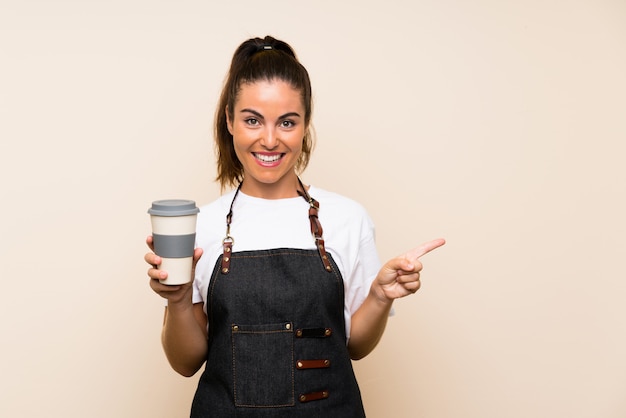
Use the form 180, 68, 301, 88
232, 325, 239, 332
222, 268, 229, 274
325, 328, 332, 336
299, 395, 307, 402
285, 323, 291, 330
224, 257, 230, 262
325, 265, 332, 271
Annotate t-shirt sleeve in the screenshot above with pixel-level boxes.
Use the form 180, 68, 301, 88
343, 209, 383, 321
192, 274, 204, 305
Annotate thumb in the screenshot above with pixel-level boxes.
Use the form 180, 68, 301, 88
193, 247, 204, 265
384, 255, 415, 273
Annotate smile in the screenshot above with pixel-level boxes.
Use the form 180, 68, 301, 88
253, 153, 283, 163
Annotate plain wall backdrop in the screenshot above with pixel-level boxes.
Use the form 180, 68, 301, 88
1, 1, 625, 417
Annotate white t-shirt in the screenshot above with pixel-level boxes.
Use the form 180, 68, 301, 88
192, 186, 382, 340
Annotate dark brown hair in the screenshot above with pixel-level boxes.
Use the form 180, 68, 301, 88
214, 35, 314, 191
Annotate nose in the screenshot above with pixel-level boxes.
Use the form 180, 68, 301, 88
260, 126, 279, 150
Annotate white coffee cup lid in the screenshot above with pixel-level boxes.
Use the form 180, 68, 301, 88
148, 199, 199, 216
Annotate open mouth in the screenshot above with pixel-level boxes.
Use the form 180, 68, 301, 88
253, 153, 284, 164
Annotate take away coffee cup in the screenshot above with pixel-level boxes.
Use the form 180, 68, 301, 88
148, 199, 200, 285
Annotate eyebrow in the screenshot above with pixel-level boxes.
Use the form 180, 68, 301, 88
240, 108, 302, 120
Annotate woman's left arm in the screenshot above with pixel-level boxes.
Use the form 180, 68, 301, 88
348, 238, 446, 360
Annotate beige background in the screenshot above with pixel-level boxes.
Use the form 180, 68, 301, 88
1, 1, 625, 417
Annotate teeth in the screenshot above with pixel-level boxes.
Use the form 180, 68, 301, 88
254, 153, 282, 162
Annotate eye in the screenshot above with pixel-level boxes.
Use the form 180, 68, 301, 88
280, 120, 295, 128
244, 118, 259, 126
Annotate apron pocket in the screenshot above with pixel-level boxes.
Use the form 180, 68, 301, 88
231, 322, 294, 407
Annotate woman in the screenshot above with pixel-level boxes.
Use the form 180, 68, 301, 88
145, 35, 445, 417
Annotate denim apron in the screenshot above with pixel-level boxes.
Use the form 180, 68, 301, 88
190, 183, 366, 417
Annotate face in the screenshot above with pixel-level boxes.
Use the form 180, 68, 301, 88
227, 79, 307, 199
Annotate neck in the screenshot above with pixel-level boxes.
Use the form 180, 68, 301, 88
239, 176, 305, 199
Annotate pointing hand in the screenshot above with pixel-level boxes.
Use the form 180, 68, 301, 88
376, 238, 446, 300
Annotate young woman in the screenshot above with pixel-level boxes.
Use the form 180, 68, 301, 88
145, 35, 445, 417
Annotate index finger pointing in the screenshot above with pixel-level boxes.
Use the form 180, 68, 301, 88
405, 238, 446, 261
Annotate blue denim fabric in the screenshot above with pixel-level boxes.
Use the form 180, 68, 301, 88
190, 248, 366, 417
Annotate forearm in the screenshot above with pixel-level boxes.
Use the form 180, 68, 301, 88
162, 303, 208, 377
347, 285, 393, 360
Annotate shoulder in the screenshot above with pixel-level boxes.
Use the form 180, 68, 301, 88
308, 186, 376, 254
309, 186, 368, 213
195, 191, 237, 246
309, 186, 374, 227
197, 190, 237, 219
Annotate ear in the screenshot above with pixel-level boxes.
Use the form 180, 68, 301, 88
225, 106, 233, 135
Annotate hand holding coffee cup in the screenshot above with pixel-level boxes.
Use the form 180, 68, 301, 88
148, 199, 199, 285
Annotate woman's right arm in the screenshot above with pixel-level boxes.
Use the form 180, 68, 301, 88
146, 236, 208, 377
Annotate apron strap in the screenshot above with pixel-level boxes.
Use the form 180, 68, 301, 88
221, 182, 242, 274
297, 178, 333, 273
221, 179, 333, 274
